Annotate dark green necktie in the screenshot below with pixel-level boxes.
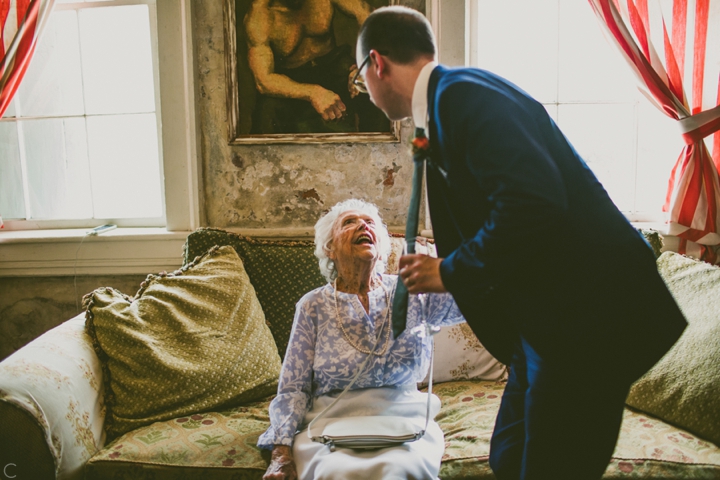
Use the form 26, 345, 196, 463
391, 127, 429, 338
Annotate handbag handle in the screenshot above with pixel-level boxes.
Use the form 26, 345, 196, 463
307, 290, 438, 441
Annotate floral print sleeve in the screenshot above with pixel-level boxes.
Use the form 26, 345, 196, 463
257, 297, 316, 449
257, 274, 465, 449
409, 289, 465, 330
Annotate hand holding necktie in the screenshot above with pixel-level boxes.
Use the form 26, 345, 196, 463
391, 127, 430, 338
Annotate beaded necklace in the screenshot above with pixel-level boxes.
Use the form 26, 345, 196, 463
333, 277, 392, 356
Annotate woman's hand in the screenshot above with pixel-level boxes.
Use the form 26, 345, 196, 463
263, 445, 297, 480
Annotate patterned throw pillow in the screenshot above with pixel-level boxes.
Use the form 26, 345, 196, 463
183, 228, 326, 359
85, 246, 282, 440
638, 228, 664, 258
626, 251, 720, 445
386, 237, 507, 384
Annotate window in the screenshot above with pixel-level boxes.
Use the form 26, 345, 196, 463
0, 0, 199, 276
0, 0, 166, 228
449, 0, 690, 223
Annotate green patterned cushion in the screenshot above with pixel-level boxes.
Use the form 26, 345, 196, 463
85, 246, 282, 440
85, 398, 272, 479
84, 380, 720, 479
434, 381, 502, 479
626, 251, 720, 445
637, 228, 664, 258
183, 228, 326, 358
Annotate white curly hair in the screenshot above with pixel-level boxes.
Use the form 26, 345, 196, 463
314, 199, 391, 283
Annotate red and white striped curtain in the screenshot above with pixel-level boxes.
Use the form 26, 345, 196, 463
589, 0, 720, 262
0, 0, 54, 229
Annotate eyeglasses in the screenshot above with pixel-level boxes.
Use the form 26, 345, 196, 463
352, 54, 371, 94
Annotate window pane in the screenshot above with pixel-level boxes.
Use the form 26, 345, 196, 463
635, 101, 684, 216
0, 123, 25, 218
558, 0, 637, 103
557, 103, 637, 212
23, 117, 93, 219
87, 113, 162, 219
476, 0, 558, 103
79, 5, 156, 115
3, 101, 16, 118
17, 10, 85, 117
544, 104, 558, 123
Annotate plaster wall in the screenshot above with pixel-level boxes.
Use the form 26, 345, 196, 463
0, 275, 147, 361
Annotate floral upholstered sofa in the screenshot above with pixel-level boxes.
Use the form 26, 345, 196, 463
1, 228, 719, 480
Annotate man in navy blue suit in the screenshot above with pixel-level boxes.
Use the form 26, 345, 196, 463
355, 6, 687, 480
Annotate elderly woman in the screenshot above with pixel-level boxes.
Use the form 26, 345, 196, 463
258, 199, 465, 480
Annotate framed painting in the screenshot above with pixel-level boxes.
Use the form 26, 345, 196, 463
223, 0, 402, 144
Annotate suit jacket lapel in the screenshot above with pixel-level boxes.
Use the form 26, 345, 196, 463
426, 66, 449, 180
424, 66, 466, 247
426, 66, 442, 166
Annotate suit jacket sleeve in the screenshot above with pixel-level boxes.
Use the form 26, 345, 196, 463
435, 80, 569, 297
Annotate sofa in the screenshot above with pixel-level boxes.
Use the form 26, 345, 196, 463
1, 227, 719, 479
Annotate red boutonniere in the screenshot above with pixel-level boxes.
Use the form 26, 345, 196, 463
411, 135, 430, 155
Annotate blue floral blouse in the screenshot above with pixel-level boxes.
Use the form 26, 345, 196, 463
257, 274, 465, 449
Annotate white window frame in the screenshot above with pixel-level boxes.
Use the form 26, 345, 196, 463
0, 0, 201, 276
425, 0, 668, 234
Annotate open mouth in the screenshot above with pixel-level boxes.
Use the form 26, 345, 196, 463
355, 233, 374, 245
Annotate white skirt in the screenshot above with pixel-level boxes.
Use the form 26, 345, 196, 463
293, 385, 444, 480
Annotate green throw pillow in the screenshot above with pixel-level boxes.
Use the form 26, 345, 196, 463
637, 228, 664, 258
183, 228, 326, 358
626, 251, 720, 445
85, 245, 282, 440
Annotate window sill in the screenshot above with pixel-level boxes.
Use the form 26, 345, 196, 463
0, 228, 190, 277
0, 222, 674, 277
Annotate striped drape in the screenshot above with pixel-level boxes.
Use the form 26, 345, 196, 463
589, 0, 720, 263
0, 0, 54, 229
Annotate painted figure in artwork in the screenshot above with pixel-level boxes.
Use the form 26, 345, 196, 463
244, 0, 390, 134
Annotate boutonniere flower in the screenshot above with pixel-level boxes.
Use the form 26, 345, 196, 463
411, 135, 430, 155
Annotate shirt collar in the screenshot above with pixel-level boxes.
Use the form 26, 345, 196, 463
411, 61, 438, 133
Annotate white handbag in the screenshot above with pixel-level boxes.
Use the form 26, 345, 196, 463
307, 314, 440, 452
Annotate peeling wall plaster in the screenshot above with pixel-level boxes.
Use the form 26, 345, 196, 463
193, 0, 425, 229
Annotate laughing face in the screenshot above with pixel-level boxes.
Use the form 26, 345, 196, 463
328, 209, 380, 268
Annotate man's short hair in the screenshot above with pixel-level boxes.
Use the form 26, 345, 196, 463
357, 6, 436, 64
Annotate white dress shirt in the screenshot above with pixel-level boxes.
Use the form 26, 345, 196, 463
411, 61, 438, 135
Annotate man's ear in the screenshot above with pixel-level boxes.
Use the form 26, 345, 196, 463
369, 49, 387, 78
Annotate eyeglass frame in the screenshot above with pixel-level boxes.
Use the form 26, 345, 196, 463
352, 50, 388, 94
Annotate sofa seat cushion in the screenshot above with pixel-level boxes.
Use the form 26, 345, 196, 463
85, 397, 273, 479
434, 380, 504, 479
435, 381, 720, 480
86, 380, 720, 479
607, 406, 720, 478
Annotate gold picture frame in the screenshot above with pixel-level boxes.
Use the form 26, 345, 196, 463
223, 0, 402, 144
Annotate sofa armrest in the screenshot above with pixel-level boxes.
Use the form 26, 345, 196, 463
0, 314, 106, 480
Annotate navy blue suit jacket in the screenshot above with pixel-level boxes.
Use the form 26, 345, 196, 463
426, 65, 685, 378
